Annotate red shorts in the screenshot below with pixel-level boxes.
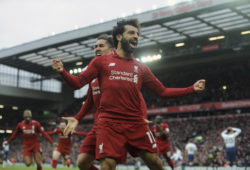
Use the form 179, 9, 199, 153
57, 146, 70, 157
117, 144, 140, 163
23, 142, 42, 157
96, 119, 157, 162
157, 143, 171, 155
79, 124, 126, 163
79, 126, 97, 157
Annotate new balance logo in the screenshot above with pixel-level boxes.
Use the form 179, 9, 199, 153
99, 143, 104, 153
109, 63, 116, 66
152, 143, 157, 149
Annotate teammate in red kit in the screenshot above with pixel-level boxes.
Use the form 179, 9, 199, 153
6, 109, 56, 170
52, 18, 205, 170
152, 115, 174, 170
47, 122, 87, 170
62, 34, 114, 170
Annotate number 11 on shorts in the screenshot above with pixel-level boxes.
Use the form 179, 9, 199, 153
146, 131, 155, 144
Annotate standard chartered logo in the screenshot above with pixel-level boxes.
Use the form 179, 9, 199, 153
109, 70, 137, 84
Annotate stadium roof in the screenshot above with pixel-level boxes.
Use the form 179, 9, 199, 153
0, 0, 249, 77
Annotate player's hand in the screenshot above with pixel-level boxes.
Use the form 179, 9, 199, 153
52, 59, 63, 72
53, 143, 58, 147
144, 119, 153, 124
62, 117, 79, 136
193, 79, 206, 92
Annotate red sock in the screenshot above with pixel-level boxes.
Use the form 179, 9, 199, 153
89, 165, 99, 170
52, 160, 57, 169
168, 160, 174, 169
66, 159, 71, 167
37, 165, 42, 170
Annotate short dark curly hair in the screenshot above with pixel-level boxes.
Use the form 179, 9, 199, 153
97, 34, 114, 48
112, 18, 140, 48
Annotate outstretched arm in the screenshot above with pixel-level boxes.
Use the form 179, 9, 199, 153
7, 124, 21, 144
37, 123, 54, 144
52, 57, 101, 90
142, 65, 205, 98
47, 129, 59, 135
73, 131, 88, 136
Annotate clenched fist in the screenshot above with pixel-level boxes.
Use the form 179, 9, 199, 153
193, 79, 206, 92
52, 59, 63, 72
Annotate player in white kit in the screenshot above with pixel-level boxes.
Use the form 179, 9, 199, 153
2, 139, 13, 168
171, 146, 182, 170
221, 127, 241, 166
185, 139, 197, 165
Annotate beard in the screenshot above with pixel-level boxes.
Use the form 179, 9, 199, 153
121, 36, 135, 54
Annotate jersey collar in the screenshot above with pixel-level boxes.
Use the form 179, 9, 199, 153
112, 50, 134, 61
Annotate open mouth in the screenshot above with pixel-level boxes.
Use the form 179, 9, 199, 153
129, 40, 138, 48
95, 52, 102, 56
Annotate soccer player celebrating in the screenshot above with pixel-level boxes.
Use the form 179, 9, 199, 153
47, 121, 87, 170
152, 115, 174, 170
221, 127, 241, 166
62, 34, 114, 170
63, 34, 150, 170
64, 34, 151, 170
2, 138, 13, 168
6, 109, 56, 170
52, 18, 205, 170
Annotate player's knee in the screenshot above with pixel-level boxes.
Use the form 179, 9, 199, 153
100, 158, 116, 170
77, 153, 95, 170
77, 158, 90, 170
144, 153, 163, 169
149, 157, 162, 167
25, 161, 32, 167
77, 159, 86, 169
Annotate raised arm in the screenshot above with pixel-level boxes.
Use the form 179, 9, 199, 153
7, 124, 21, 144
52, 57, 101, 90
232, 127, 241, 137
221, 129, 228, 138
142, 65, 205, 98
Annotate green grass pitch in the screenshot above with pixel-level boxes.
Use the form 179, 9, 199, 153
1, 165, 79, 170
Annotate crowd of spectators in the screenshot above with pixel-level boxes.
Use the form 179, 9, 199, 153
143, 62, 250, 108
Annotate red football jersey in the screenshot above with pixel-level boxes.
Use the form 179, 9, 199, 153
74, 78, 148, 122
61, 51, 194, 122
8, 120, 53, 145
152, 123, 170, 145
